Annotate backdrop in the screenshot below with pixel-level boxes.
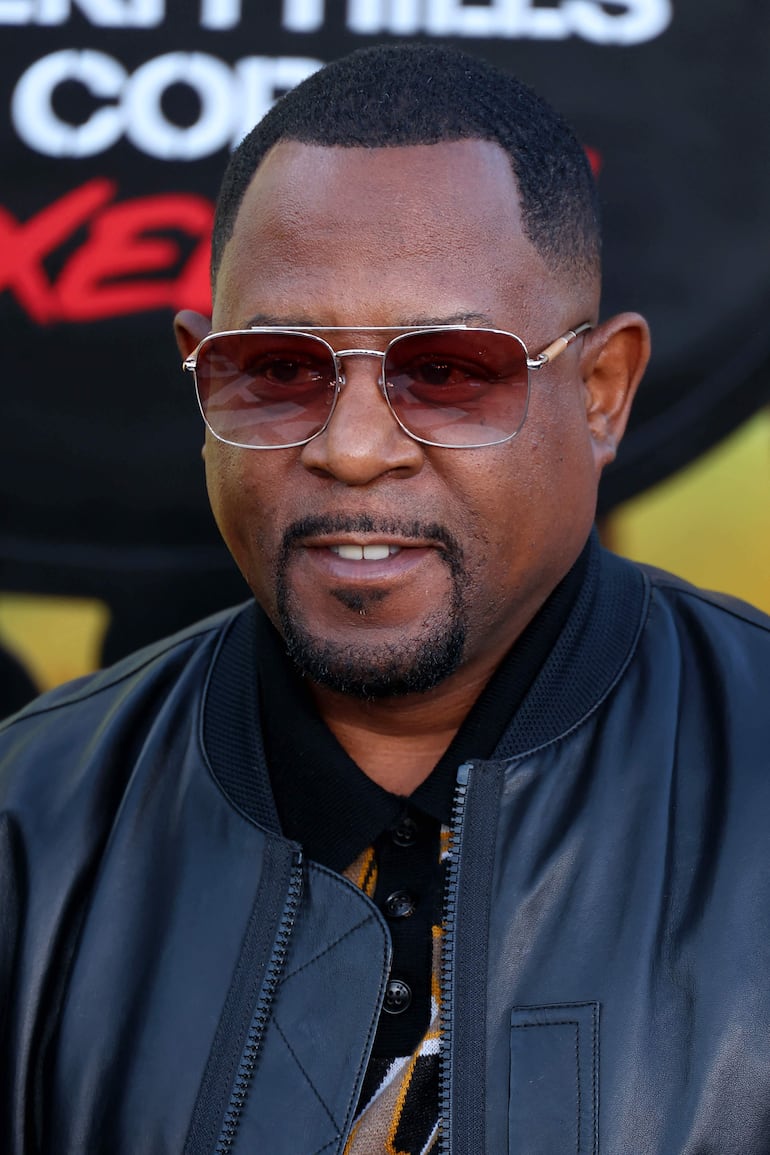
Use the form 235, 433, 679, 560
2, 0, 769, 657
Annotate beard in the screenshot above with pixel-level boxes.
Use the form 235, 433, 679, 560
275, 515, 468, 699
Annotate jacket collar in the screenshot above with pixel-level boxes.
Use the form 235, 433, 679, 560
202, 531, 649, 825
493, 534, 648, 760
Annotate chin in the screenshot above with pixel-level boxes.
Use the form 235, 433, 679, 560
281, 622, 466, 700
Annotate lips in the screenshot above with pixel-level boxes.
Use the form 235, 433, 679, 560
278, 515, 464, 583
297, 536, 436, 588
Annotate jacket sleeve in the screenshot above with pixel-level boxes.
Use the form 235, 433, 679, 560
0, 704, 96, 1153
0, 809, 21, 1031
0, 800, 27, 1152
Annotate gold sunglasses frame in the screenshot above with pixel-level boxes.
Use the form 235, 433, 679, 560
183, 322, 593, 450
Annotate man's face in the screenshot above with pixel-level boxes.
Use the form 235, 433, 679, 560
192, 139, 612, 699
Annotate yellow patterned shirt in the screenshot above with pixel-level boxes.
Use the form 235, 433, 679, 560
342, 830, 450, 1155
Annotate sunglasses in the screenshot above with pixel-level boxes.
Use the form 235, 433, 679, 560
183, 322, 592, 450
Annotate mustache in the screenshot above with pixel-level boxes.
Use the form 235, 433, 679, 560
280, 514, 465, 575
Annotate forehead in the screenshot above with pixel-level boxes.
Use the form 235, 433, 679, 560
213, 139, 572, 331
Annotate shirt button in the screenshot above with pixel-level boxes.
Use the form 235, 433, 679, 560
391, 815, 419, 847
384, 890, 417, 919
383, 979, 412, 1014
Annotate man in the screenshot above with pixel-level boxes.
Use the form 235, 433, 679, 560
1, 43, 769, 1155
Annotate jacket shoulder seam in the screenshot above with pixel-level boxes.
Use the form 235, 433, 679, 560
0, 608, 243, 731
646, 571, 770, 635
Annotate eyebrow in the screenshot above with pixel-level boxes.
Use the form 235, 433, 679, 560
243, 311, 496, 329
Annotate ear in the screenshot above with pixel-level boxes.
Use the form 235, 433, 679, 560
580, 312, 651, 473
174, 309, 211, 359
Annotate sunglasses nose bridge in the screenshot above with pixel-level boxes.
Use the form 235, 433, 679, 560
332, 347, 388, 391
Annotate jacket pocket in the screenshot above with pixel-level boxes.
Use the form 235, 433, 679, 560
509, 1001, 599, 1155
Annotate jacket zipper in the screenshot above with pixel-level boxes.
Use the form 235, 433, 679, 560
438, 761, 473, 1155
439, 756, 507, 1154
214, 852, 304, 1153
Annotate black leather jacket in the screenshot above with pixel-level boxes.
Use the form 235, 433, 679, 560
2, 540, 770, 1154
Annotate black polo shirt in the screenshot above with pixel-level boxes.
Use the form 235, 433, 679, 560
258, 540, 588, 1056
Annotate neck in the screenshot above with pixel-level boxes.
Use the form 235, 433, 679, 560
308, 662, 495, 794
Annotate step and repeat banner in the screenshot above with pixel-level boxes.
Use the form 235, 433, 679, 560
1, 0, 769, 679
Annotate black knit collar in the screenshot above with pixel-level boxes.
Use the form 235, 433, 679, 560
202, 531, 648, 845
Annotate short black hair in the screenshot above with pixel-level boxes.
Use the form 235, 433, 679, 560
212, 43, 600, 292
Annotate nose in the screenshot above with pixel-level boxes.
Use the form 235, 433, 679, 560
299, 352, 425, 485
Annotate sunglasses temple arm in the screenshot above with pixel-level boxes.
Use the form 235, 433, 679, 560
528, 322, 593, 369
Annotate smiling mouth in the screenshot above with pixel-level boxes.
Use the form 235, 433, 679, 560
280, 515, 466, 581
328, 543, 402, 561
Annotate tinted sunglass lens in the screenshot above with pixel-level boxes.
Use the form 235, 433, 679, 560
384, 330, 529, 447
196, 332, 336, 447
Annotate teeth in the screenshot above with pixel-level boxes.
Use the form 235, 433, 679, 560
334, 544, 366, 560
331, 544, 401, 561
363, 544, 393, 561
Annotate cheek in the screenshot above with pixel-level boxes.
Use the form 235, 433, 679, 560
461, 403, 598, 571
203, 443, 282, 579
203, 443, 241, 541
526, 383, 599, 496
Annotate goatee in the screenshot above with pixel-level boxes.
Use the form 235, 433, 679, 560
276, 514, 468, 699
